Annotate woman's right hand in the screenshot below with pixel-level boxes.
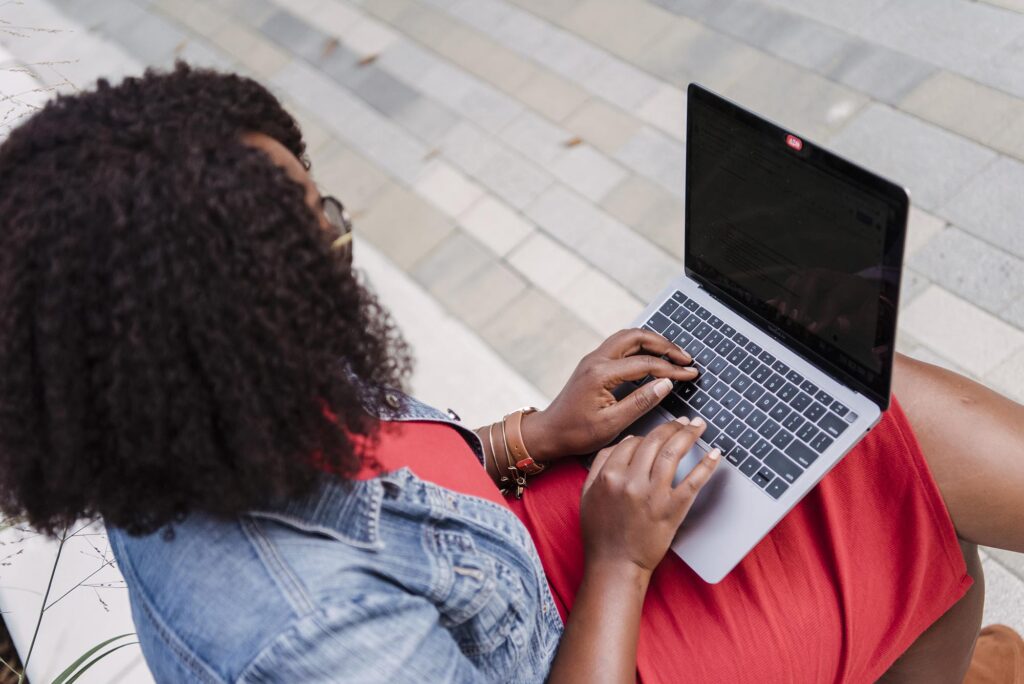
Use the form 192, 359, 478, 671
579, 416, 721, 575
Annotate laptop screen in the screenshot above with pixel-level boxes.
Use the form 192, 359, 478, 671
684, 85, 908, 408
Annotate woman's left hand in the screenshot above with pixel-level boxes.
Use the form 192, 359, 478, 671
521, 328, 698, 462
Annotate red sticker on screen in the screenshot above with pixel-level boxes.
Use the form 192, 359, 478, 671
785, 134, 803, 151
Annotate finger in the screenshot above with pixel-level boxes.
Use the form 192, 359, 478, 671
604, 376, 675, 431
671, 445, 722, 508
649, 416, 707, 486
598, 328, 692, 365
602, 355, 698, 386
582, 436, 639, 498
626, 416, 691, 479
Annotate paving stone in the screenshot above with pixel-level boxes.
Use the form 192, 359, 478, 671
419, 62, 522, 134
980, 556, 1024, 633
211, 0, 278, 27
342, 16, 400, 58
757, 15, 857, 73
557, 266, 647, 337
413, 160, 486, 218
390, 96, 460, 145
508, 231, 589, 294
498, 110, 573, 165
969, 32, 1024, 103
549, 145, 627, 202
260, 9, 333, 65
560, 0, 674, 62
899, 268, 931, 309
602, 174, 686, 258
389, 2, 457, 46
648, 0, 724, 20
492, 11, 604, 82
474, 146, 555, 210
579, 55, 664, 112
438, 120, 504, 174
526, 185, 680, 300
116, 11, 191, 67
942, 156, 1024, 261
375, 38, 441, 84
411, 227, 492, 297
363, 0, 414, 23
443, 0, 515, 34
349, 65, 420, 117
636, 21, 762, 92
910, 227, 1024, 329
614, 126, 687, 194
154, 0, 231, 39
981, 0, 1024, 12
431, 25, 537, 95
636, 84, 687, 141
508, 0, 587, 23
562, 98, 642, 156
312, 145, 393, 216
313, 0, 364, 35
210, 22, 291, 79
357, 183, 454, 269
723, 56, 867, 142
900, 71, 1023, 153
759, 0, 908, 34
515, 68, 591, 123
983, 347, 1024, 404
824, 42, 936, 106
458, 195, 535, 256
828, 104, 997, 212
444, 256, 529, 330
904, 206, 947, 257
899, 285, 1024, 377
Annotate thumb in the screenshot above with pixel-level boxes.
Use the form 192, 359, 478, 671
606, 377, 673, 431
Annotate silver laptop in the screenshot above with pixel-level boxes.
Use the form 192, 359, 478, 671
617, 84, 909, 584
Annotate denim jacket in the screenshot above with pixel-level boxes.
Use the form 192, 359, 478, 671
108, 391, 563, 683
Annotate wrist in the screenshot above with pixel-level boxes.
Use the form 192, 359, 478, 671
519, 409, 561, 463
582, 558, 652, 592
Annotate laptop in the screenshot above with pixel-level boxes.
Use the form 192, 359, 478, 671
616, 84, 909, 583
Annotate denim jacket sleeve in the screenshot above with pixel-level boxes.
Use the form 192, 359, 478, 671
237, 575, 487, 683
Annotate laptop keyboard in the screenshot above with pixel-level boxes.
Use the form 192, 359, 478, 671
640, 291, 859, 501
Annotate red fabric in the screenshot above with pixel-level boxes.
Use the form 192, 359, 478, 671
506, 396, 974, 683
351, 421, 507, 507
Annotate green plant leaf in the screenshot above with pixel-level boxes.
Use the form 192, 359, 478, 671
51, 633, 135, 684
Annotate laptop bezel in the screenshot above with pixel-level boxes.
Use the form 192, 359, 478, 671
683, 83, 909, 411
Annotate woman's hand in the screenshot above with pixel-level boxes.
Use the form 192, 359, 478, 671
521, 328, 697, 462
579, 416, 719, 574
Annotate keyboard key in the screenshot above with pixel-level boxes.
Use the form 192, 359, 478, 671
800, 379, 819, 395
733, 400, 754, 419
726, 418, 745, 438
647, 312, 670, 333
720, 324, 736, 337
751, 364, 772, 383
817, 412, 848, 438
726, 448, 745, 466
785, 439, 819, 468
674, 331, 694, 348
814, 390, 834, 406
803, 402, 826, 421
745, 341, 763, 355
708, 315, 723, 329
709, 381, 729, 401
766, 478, 789, 499
742, 384, 766, 402
763, 373, 785, 392
751, 438, 772, 458
785, 370, 804, 385
694, 322, 713, 339
695, 373, 716, 390
711, 408, 734, 428
687, 340, 706, 356
845, 411, 858, 424
721, 390, 741, 409
659, 392, 693, 418
796, 422, 818, 443
709, 356, 728, 375
745, 409, 767, 429
715, 338, 736, 356
659, 300, 679, 316
738, 428, 759, 449
696, 306, 712, 320
672, 291, 686, 303
702, 400, 722, 418
771, 360, 790, 375
677, 381, 699, 398
777, 382, 799, 402
757, 420, 780, 439
681, 314, 700, 331
696, 348, 716, 366
810, 432, 834, 453
688, 390, 709, 408
830, 402, 849, 417
706, 331, 724, 348
739, 456, 760, 477
700, 421, 720, 444
758, 350, 776, 365
683, 299, 699, 311
711, 435, 736, 454
752, 468, 772, 488
782, 412, 804, 432
670, 308, 688, 323
727, 347, 747, 365
663, 323, 682, 341
764, 450, 803, 484
731, 374, 753, 393
768, 403, 789, 422
739, 356, 759, 374
790, 392, 812, 412
719, 366, 740, 384
734, 332, 749, 346
755, 393, 778, 413
770, 429, 794, 449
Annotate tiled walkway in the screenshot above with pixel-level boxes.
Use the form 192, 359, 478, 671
1, 0, 1021, 645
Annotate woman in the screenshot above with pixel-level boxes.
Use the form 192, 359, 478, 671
0, 64, 1020, 683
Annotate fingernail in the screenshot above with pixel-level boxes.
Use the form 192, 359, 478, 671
675, 416, 690, 425
707, 448, 721, 461
690, 416, 705, 428
653, 377, 673, 397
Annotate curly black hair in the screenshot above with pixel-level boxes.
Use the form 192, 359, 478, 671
0, 63, 411, 536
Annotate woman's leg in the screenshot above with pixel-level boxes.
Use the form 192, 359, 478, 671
880, 352, 1024, 682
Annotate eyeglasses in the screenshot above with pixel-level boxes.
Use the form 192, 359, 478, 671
321, 195, 353, 260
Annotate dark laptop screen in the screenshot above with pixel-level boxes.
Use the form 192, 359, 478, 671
684, 85, 908, 408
